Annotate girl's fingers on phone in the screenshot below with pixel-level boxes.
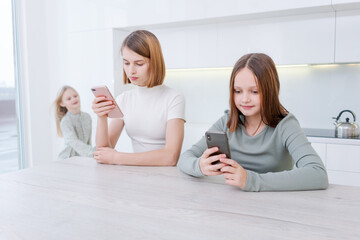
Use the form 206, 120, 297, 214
97, 100, 113, 108
220, 158, 238, 167
202, 147, 218, 158
207, 169, 224, 176
98, 109, 113, 116
99, 103, 115, 110
93, 96, 106, 104
93, 106, 112, 116
208, 154, 226, 164
93, 102, 114, 113
209, 163, 226, 172
220, 165, 236, 174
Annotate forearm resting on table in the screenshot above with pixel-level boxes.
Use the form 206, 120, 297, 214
114, 148, 180, 166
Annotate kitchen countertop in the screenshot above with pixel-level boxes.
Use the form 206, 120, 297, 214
303, 128, 360, 145
0, 157, 360, 239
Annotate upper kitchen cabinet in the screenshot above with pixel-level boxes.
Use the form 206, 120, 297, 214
217, 12, 335, 66
335, 9, 360, 63
153, 12, 335, 69
119, 0, 332, 28
153, 25, 217, 69
332, 0, 360, 10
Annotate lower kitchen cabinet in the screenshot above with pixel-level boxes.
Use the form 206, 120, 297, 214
310, 141, 360, 186
311, 143, 327, 165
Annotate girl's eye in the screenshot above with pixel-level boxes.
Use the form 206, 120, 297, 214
137, 64, 143, 66
234, 90, 241, 93
252, 90, 258, 94
124, 62, 130, 65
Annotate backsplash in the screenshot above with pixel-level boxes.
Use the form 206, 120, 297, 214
164, 64, 360, 129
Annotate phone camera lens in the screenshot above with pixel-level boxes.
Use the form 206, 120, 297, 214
207, 135, 211, 141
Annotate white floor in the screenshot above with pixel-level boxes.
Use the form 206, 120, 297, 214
0, 118, 19, 174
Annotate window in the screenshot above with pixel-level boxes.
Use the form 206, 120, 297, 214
0, 0, 23, 174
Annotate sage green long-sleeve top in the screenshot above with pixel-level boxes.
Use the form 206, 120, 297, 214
177, 112, 329, 192
58, 111, 95, 160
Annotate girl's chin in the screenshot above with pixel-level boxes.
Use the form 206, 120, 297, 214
69, 106, 81, 112
131, 81, 147, 87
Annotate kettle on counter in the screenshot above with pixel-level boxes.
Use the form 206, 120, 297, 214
333, 110, 360, 139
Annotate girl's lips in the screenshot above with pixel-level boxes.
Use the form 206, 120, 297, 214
130, 77, 138, 81
241, 106, 254, 110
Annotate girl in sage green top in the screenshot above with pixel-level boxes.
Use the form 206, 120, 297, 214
54, 86, 94, 160
177, 53, 328, 192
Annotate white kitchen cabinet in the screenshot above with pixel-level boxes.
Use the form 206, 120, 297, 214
152, 12, 335, 69
332, 0, 360, 10
311, 142, 327, 165
326, 144, 360, 173
308, 138, 360, 186
118, 0, 360, 68
333, 0, 360, 3
120, 0, 333, 29
153, 25, 218, 69
217, 12, 335, 66
327, 170, 360, 186
335, 9, 360, 63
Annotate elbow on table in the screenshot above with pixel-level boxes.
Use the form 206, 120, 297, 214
322, 172, 329, 190
162, 151, 180, 166
316, 167, 329, 190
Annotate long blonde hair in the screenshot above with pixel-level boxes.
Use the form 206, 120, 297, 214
54, 85, 78, 137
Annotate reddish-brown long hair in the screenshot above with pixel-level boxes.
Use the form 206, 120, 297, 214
121, 30, 165, 88
227, 53, 288, 133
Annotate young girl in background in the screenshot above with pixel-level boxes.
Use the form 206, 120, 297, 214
55, 85, 94, 159
177, 53, 328, 192
92, 30, 185, 166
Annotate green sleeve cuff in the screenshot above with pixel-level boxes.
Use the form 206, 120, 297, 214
194, 157, 205, 177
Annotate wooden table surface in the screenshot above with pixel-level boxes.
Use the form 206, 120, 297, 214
0, 157, 359, 240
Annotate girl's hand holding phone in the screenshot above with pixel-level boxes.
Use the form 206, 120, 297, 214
199, 147, 227, 176
92, 96, 115, 117
91, 86, 123, 118
220, 158, 247, 189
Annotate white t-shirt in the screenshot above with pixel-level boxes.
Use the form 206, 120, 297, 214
116, 84, 186, 153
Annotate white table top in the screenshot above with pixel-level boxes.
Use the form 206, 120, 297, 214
1, 157, 359, 240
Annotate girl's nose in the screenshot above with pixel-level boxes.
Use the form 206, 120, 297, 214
242, 94, 250, 103
129, 65, 136, 74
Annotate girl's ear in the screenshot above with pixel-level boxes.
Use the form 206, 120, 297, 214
60, 102, 66, 107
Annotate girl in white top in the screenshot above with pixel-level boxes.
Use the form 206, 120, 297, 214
92, 30, 186, 166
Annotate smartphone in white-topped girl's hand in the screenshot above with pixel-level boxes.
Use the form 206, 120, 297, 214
91, 85, 123, 118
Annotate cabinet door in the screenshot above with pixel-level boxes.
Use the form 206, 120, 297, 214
327, 144, 360, 172
217, 12, 335, 66
153, 12, 335, 69
153, 25, 218, 69
332, 0, 360, 10
335, 9, 360, 62
327, 170, 360, 186
327, 144, 360, 186
311, 142, 327, 165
